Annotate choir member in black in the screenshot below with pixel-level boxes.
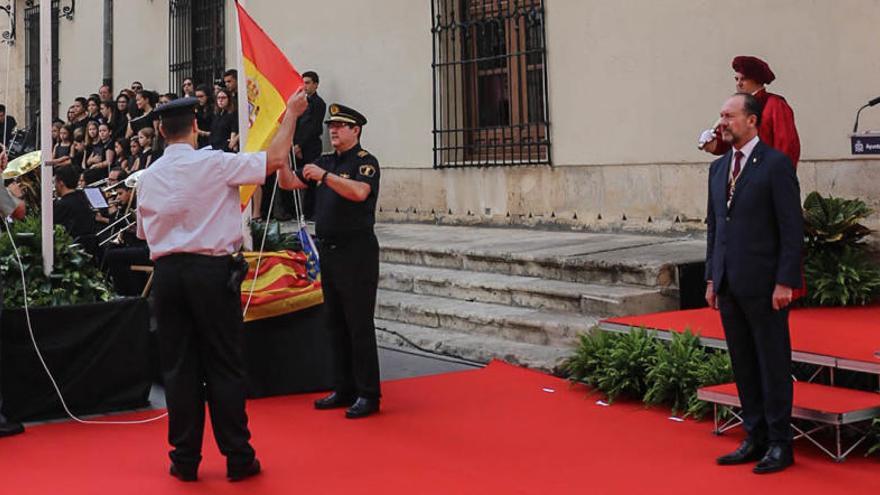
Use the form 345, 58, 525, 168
83, 123, 116, 184
210, 89, 238, 152
71, 131, 86, 174
49, 125, 74, 171
181, 78, 195, 98
112, 138, 131, 172
127, 90, 157, 138
101, 100, 127, 140
128, 135, 144, 171
194, 84, 214, 149
86, 96, 101, 121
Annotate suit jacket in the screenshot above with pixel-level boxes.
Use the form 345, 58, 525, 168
705, 140, 803, 298
294, 93, 327, 163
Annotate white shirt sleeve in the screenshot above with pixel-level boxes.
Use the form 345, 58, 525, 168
220, 151, 267, 187
0, 186, 18, 217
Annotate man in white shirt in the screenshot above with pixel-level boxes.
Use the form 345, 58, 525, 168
137, 90, 307, 482
0, 149, 26, 438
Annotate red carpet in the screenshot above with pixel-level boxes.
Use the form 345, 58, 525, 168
0, 362, 877, 494
607, 306, 880, 365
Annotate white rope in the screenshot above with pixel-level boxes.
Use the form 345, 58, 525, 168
242, 151, 298, 317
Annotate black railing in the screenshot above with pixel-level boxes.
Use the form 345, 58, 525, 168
431, 0, 551, 168
23, 0, 60, 130
168, 0, 225, 94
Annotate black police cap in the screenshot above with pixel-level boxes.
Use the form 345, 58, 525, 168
155, 96, 199, 119
325, 103, 367, 126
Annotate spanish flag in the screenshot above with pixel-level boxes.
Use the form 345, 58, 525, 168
241, 250, 323, 322
236, 1, 303, 209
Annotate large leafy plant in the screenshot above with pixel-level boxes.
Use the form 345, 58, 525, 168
0, 216, 112, 307
565, 327, 733, 417
802, 192, 880, 306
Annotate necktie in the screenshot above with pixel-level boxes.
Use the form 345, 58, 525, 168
728, 150, 744, 201
732, 150, 743, 180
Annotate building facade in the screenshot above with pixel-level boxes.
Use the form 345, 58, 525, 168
1, 0, 878, 229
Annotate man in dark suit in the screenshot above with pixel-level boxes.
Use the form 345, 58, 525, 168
292, 71, 326, 220
705, 92, 803, 474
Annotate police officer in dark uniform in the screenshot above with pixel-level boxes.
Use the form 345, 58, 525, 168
283, 103, 382, 419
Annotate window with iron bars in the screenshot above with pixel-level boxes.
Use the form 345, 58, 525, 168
431, 0, 551, 168
24, 0, 60, 131
168, 0, 225, 94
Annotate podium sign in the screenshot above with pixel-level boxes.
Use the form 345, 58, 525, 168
851, 133, 880, 155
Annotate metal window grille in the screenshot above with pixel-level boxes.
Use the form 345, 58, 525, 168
431, 0, 551, 168
168, 0, 225, 94
23, 0, 60, 130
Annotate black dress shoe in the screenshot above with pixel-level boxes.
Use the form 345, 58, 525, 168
345, 398, 380, 419
716, 439, 767, 465
314, 392, 356, 410
753, 445, 794, 474
0, 421, 24, 438
169, 463, 198, 482
228, 458, 261, 482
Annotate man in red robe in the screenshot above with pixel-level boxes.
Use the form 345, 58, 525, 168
700, 56, 801, 168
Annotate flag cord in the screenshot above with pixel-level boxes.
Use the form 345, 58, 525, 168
241, 151, 300, 318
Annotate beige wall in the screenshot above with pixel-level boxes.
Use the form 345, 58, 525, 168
112, 0, 169, 94
546, 0, 880, 166
57, 0, 102, 109
235, 0, 434, 168
1, 0, 879, 229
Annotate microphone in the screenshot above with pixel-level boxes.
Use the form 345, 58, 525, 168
852, 97, 880, 133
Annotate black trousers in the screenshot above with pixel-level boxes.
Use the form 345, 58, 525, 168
153, 254, 255, 469
103, 246, 152, 296
319, 232, 381, 400
718, 289, 793, 445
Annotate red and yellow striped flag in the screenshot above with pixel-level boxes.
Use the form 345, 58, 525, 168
236, 1, 304, 209
240, 250, 323, 322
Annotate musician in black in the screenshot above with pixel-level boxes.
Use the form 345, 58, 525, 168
102, 171, 151, 296
53, 165, 98, 256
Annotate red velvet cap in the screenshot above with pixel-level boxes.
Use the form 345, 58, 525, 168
731, 56, 776, 85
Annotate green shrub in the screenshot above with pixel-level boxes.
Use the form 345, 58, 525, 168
563, 328, 616, 389
591, 327, 657, 403
805, 245, 880, 306
0, 216, 112, 307
802, 192, 880, 307
684, 350, 734, 419
643, 330, 708, 416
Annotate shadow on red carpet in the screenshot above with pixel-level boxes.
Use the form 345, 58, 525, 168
0, 361, 876, 494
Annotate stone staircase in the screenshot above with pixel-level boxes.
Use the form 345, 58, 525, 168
372, 224, 706, 373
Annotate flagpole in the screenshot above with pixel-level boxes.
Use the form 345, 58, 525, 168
39, 0, 53, 275
235, 0, 254, 250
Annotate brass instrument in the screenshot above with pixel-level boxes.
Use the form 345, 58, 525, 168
97, 170, 144, 247
3, 150, 43, 212
1, 150, 42, 179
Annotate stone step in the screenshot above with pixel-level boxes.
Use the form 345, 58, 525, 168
376, 289, 598, 347
376, 224, 705, 289
375, 319, 573, 374
379, 262, 676, 317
